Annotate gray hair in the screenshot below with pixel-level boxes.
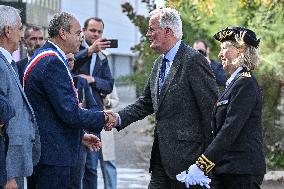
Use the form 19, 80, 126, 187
149, 7, 183, 39
0, 5, 21, 36
229, 40, 260, 71
48, 12, 73, 38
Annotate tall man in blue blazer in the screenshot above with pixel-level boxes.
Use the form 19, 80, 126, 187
23, 12, 116, 189
0, 5, 41, 189
73, 17, 115, 189
112, 8, 218, 189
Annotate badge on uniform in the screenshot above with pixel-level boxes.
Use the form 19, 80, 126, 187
241, 72, 251, 77
216, 100, 229, 107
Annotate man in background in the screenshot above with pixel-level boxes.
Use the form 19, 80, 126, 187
16, 25, 44, 85
193, 40, 227, 88
74, 17, 116, 189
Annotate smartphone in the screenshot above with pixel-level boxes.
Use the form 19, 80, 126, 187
103, 39, 118, 48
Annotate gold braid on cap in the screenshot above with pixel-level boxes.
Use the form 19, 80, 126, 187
235, 30, 246, 47
196, 154, 215, 175
219, 30, 233, 41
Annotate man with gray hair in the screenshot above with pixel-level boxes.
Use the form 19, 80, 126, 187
112, 7, 218, 188
0, 5, 40, 189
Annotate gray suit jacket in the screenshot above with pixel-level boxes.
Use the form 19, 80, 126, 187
0, 52, 40, 181
118, 42, 218, 179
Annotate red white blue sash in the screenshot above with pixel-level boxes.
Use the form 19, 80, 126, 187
23, 48, 79, 104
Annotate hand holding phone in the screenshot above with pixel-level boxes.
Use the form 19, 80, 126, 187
102, 39, 118, 48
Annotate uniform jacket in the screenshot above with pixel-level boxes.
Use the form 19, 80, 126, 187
24, 41, 105, 167
118, 42, 218, 179
0, 52, 40, 181
74, 46, 114, 110
16, 57, 28, 86
203, 69, 266, 175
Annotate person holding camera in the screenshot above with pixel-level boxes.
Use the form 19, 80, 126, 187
74, 17, 116, 189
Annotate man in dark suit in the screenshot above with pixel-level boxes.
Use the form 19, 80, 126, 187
73, 17, 115, 189
193, 40, 227, 88
23, 12, 116, 189
182, 27, 266, 189
0, 5, 41, 189
111, 8, 218, 189
16, 25, 44, 86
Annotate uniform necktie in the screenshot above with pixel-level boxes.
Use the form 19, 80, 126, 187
158, 57, 168, 96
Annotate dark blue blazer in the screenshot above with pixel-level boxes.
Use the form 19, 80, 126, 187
0, 95, 15, 186
210, 60, 227, 87
24, 41, 105, 167
73, 75, 98, 110
16, 57, 28, 86
74, 46, 114, 110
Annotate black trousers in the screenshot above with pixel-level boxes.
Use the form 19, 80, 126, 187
211, 173, 264, 189
148, 137, 206, 189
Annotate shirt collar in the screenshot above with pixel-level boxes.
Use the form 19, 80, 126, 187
226, 66, 243, 87
164, 40, 181, 62
0, 47, 13, 64
48, 40, 67, 60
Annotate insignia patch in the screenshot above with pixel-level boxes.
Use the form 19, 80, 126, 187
216, 100, 229, 106
241, 72, 251, 77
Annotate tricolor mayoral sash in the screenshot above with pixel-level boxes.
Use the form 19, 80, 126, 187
23, 48, 79, 104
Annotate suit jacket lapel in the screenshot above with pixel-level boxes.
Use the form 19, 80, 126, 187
157, 42, 186, 108
2, 54, 35, 116
217, 71, 243, 102
150, 57, 162, 112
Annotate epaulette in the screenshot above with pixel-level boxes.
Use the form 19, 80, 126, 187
241, 72, 251, 78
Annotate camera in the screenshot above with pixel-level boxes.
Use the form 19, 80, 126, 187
197, 49, 207, 57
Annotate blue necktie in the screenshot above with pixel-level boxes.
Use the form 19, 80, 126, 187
158, 57, 168, 96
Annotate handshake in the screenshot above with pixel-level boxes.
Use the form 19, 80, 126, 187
103, 110, 118, 131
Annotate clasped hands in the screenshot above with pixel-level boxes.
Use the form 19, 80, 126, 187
103, 110, 118, 131
176, 164, 211, 188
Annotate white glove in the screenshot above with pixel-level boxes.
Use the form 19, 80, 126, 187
176, 164, 211, 189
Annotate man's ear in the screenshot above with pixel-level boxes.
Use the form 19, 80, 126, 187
3, 26, 10, 38
59, 27, 67, 40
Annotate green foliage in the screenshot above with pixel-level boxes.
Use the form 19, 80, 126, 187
267, 143, 284, 170
248, 0, 284, 148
